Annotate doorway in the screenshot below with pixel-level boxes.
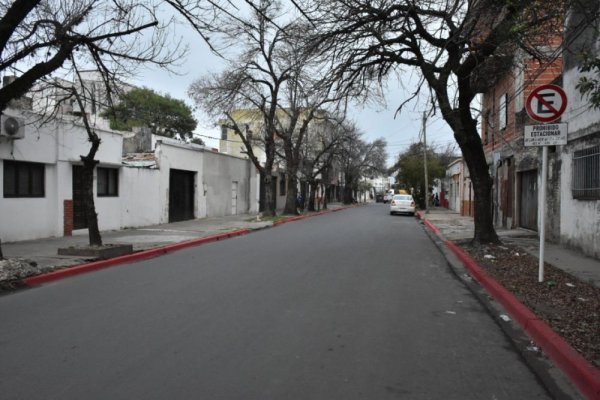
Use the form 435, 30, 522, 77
519, 170, 538, 231
72, 165, 87, 230
169, 169, 195, 222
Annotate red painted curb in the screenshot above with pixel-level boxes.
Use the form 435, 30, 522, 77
23, 207, 352, 286
273, 215, 306, 226
23, 229, 250, 286
272, 206, 349, 226
416, 211, 442, 235
444, 240, 600, 400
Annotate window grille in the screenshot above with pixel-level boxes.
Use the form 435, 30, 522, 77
3, 160, 45, 198
572, 145, 600, 199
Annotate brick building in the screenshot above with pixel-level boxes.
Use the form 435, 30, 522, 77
481, 48, 563, 238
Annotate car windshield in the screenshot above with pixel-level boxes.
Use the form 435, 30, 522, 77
393, 195, 412, 201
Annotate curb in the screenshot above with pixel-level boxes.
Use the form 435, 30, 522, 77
418, 213, 600, 400
272, 205, 349, 226
23, 205, 353, 287
23, 229, 250, 286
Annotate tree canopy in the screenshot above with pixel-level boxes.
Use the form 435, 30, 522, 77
304, 0, 563, 243
103, 88, 198, 139
391, 142, 450, 208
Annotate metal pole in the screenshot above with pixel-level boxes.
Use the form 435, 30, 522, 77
422, 111, 429, 213
538, 145, 548, 283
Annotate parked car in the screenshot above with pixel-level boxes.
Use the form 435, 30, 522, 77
375, 193, 384, 203
389, 194, 416, 216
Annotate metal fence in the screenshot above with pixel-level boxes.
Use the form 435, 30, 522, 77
572, 144, 600, 199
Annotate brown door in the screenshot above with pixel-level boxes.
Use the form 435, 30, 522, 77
72, 165, 87, 230
519, 170, 538, 231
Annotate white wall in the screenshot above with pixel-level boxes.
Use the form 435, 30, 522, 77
0, 161, 61, 241
2, 113, 261, 242
0, 110, 126, 241
559, 37, 600, 258
155, 140, 204, 221
120, 167, 162, 228
559, 148, 600, 258
203, 151, 258, 217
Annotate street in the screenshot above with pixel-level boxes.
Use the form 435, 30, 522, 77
0, 205, 551, 399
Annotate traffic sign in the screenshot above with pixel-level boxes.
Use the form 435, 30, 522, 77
524, 123, 568, 146
525, 84, 567, 123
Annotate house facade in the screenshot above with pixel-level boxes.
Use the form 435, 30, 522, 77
481, 46, 563, 237
1, 108, 259, 242
560, 0, 600, 259
219, 108, 345, 211
478, 2, 600, 260
444, 158, 474, 216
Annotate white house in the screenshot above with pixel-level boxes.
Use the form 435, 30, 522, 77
560, 2, 600, 259
0, 108, 260, 242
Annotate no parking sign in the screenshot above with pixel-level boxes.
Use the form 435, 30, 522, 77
525, 84, 567, 123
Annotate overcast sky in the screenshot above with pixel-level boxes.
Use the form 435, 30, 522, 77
132, 15, 456, 167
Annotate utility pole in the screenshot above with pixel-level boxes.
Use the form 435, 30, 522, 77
422, 111, 429, 213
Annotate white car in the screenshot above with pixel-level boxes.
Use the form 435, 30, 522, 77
389, 194, 416, 216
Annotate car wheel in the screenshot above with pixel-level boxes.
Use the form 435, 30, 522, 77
390, 211, 394, 215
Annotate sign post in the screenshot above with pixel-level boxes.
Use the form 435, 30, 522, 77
525, 84, 567, 282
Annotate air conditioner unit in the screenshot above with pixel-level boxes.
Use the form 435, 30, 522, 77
0, 115, 25, 139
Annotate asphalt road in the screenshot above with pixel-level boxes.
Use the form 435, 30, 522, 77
0, 204, 551, 399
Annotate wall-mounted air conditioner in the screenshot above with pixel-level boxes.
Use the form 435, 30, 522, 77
0, 115, 25, 139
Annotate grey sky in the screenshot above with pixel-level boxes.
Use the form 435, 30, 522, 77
132, 15, 456, 167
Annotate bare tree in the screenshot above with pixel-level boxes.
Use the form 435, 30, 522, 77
270, 22, 351, 214
0, 0, 241, 247
336, 123, 387, 204
298, 113, 351, 211
306, 0, 563, 244
189, 1, 309, 216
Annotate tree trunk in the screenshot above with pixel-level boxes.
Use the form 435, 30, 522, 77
457, 119, 499, 244
308, 180, 317, 212
299, 180, 308, 212
262, 173, 276, 217
462, 144, 498, 244
323, 185, 329, 210
0, 238, 4, 260
343, 185, 353, 204
81, 155, 102, 246
283, 172, 299, 215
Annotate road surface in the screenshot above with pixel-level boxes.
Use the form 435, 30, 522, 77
0, 204, 551, 399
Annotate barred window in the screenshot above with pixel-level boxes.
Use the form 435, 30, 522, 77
572, 145, 600, 200
3, 160, 45, 198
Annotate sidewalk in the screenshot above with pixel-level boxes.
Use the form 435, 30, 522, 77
0, 203, 347, 284
418, 206, 600, 400
418, 207, 600, 289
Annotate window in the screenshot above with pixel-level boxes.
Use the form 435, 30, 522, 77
279, 174, 286, 196
499, 94, 507, 130
572, 145, 600, 200
97, 167, 119, 197
220, 125, 228, 140
483, 110, 491, 144
3, 160, 45, 198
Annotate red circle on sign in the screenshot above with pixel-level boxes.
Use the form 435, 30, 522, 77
525, 84, 567, 123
